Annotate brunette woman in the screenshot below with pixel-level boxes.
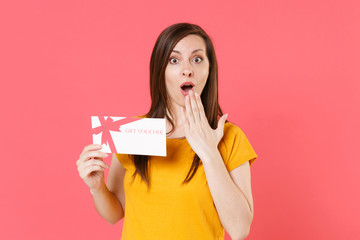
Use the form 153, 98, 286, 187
76, 22, 258, 240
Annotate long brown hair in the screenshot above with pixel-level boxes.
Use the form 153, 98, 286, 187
129, 23, 225, 190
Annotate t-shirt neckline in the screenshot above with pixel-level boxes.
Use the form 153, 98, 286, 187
166, 137, 186, 140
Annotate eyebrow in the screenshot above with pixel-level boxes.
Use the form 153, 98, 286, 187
171, 49, 204, 54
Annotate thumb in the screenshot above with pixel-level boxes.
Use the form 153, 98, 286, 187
217, 114, 228, 133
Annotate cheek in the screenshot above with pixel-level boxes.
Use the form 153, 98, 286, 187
199, 67, 209, 81
165, 66, 180, 84
165, 69, 178, 95
165, 66, 176, 81
198, 61, 209, 77
196, 67, 209, 92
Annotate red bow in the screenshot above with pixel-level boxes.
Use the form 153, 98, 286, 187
92, 116, 142, 153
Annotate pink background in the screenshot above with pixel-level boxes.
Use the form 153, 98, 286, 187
1, 0, 359, 239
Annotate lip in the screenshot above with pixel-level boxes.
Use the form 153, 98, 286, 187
180, 81, 195, 88
180, 82, 195, 96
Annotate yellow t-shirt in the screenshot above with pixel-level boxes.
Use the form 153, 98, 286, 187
115, 121, 258, 240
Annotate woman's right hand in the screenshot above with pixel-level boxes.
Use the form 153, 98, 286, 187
76, 144, 109, 193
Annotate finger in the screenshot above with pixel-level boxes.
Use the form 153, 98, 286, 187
81, 159, 109, 170
216, 114, 228, 135
79, 160, 108, 177
185, 94, 195, 125
84, 150, 109, 161
80, 144, 102, 158
83, 165, 106, 177
81, 151, 109, 163
189, 90, 200, 123
194, 92, 206, 122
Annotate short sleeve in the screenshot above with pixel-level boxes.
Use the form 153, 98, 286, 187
223, 123, 258, 172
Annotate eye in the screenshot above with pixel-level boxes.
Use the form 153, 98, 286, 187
194, 57, 202, 63
169, 57, 179, 64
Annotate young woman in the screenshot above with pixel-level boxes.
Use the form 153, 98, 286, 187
76, 23, 258, 240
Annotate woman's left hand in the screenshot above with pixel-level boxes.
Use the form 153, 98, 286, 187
181, 89, 228, 161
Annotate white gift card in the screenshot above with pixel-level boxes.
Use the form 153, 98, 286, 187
91, 116, 166, 156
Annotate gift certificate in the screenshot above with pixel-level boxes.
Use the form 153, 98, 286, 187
91, 116, 166, 156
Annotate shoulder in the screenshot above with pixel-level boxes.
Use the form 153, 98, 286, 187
219, 121, 257, 157
220, 121, 258, 169
218, 121, 243, 155
222, 121, 244, 143
114, 153, 133, 170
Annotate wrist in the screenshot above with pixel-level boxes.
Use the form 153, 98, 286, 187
90, 182, 106, 195
199, 147, 220, 162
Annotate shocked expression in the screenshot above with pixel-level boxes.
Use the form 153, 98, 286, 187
165, 34, 210, 107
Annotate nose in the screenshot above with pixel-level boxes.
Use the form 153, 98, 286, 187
182, 62, 193, 77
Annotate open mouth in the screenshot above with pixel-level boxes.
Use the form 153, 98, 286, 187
181, 85, 193, 91
180, 82, 195, 96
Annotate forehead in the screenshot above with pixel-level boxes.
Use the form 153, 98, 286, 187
172, 34, 206, 53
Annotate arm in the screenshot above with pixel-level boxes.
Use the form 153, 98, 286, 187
202, 150, 254, 240
181, 90, 254, 239
91, 153, 126, 225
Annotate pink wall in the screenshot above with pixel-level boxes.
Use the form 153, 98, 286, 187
1, 0, 359, 239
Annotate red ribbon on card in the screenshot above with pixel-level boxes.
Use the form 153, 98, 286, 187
91, 116, 143, 153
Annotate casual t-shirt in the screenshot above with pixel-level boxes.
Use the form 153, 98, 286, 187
115, 121, 258, 240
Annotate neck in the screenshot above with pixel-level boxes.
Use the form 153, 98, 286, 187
165, 101, 186, 137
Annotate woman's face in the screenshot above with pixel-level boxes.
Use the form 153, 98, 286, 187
165, 34, 209, 107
